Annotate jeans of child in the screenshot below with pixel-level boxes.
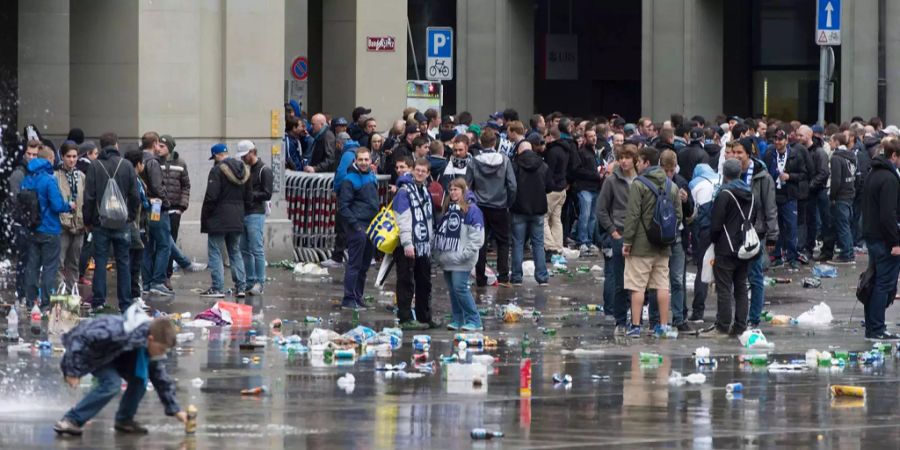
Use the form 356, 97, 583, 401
445, 270, 481, 327
64, 364, 146, 426
510, 214, 549, 284
208, 233, 246, 292
241, 214, 267, 287
25, 232, 61, 309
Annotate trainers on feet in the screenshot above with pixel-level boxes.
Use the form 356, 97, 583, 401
626, 325, 641, 338
320, 259, 343, 268
698, 324, 730, 338
770, 258, 784, 268
461, 323, 483, 332
865, 331, 900, 341
53, 418, 83, 436
199, 288, 225, 298
829, 256, 856, 265
676, 322, 696, 333
614, 325, 627, 336
114, 420, 148, 434
399, 320, 429, 331
149, 284, 175, 296
247, 283, 263, 296
447, 322, 461, 331
688, 314, 704, 324
185, 262, 207, 272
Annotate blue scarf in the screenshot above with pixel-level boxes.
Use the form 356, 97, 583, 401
403, 181, 433, 256
434, 203, 464, 252
135, 347, 149, 382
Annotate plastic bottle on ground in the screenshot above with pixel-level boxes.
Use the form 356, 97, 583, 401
470, 428, 504, 440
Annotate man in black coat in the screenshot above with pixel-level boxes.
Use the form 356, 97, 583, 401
764, 130, 808, 270
238, 140, 274, 296
677, 127, 709, 181
542, 127, 570, 257
200, 144, 249, 298
510, 141, 549, 285
304, 113, 337, 173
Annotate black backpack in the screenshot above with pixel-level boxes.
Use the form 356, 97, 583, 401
15, 184, 42, 230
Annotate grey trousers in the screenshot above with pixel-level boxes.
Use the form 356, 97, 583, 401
60, 230, 84, 288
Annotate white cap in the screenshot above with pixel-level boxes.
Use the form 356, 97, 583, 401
236, 140, 255, 158
884, 125, 900, 137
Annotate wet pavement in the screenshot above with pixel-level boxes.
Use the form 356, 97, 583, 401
2, 253, 900, 449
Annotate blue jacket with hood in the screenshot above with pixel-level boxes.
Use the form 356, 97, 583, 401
20, 158, 71, 235
333, 141, 362, 193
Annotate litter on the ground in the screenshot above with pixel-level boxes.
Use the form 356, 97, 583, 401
795, 302, 833, 326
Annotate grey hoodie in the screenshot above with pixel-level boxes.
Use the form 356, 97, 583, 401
596, 164, 634, 234
750, 158, 779, 244
464, 150, 517, 209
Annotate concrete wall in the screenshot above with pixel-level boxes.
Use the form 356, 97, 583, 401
322, 0, 357, 118
885, 0, 900, 123
456, 0, 534, 121
285, 0, 309, 110
840, 0, 878, 122
18, 0, 69, 136
355, 0, 407, 125
641, 0, 722, 122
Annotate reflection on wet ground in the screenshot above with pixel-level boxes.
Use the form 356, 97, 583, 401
2, 255, 900, 449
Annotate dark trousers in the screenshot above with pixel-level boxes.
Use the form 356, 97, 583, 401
865, 240, 900, 336
476, 206, 510, 285
342, 229, 374, 305
165, 212, 181, 279
78, 233, 92, 278
713, 253, 750, 334
852, 190, 864, 246
691, 226, 711, 317
13, 224, 28, 300
393, 248, 432, 324
129, 248, 143, 299
803, 189, 829, 253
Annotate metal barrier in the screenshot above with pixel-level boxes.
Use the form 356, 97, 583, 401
284, 170, 392, 262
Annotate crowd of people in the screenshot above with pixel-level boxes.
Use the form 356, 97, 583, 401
284, 102, 900, 341
5, 130, 274, 314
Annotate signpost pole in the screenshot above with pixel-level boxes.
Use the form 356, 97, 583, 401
818, 45, 827, 126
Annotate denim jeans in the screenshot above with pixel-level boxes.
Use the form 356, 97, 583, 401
25, 232, 61, 309
774, 199, 798, 262
511, 214, 549, 283
342, 229, 374, 305
576, 190, 599, 246
604, 237, 628, 326
444, 270, 481, 327
92, 227, 132, 310
648, 238, 686, 326
242, 214, 267, 287
64, 364, 146, 426
832, 201, 854, 259
169, 235, 192, 268
803, 189, 829, 253
747, 245, 767, 325
142, 213, 171, 288
865, 240, 900, 336
208, 233, 246, 292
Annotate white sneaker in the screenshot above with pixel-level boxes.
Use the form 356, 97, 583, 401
320, 259, 343, 268
185, 262, 207, 273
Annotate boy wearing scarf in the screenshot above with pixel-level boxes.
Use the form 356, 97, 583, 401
393, 159, 436, 330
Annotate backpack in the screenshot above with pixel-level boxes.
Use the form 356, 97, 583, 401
856, 259, 876, 306
15, 182, 42, 230
97, 158, 129, 230
635, 176, 677, 246
722, 189, 759, 260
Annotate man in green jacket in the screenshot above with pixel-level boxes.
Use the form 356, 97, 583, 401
622, 147, 682, 338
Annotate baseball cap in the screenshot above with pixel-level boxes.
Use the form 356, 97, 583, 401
414, 111, 428, 123
526, 133, 545, 147
689, 127, 705, 141
333, 117, 349, 127
160, 134, 176, 152
489, 111, 504, 120
442, 114, 455, 124
405, 123, 420, 135
236, 140, 255, 158
623, 123, 637, 134
729, 115, 742, 122
811, 124, 824, 134
209, 143, 228, 160
774, 129, 787, 140
485, 121, 501, 130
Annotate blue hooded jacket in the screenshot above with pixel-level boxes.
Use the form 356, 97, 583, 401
20, 158, 71, 235
333, 140, 362, 193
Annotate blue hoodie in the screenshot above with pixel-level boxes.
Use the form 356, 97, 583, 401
20, 158, 71, 235
332, 140, 362, 193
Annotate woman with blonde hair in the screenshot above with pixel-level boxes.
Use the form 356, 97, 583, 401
433, 178, 485, 331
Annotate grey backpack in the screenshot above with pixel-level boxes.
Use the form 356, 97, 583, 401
97, 159, 129, 230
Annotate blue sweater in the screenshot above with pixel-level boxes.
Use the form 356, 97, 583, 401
20, 158, 71, 235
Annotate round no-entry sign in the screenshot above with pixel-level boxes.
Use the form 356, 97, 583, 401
291, 57, 309, 81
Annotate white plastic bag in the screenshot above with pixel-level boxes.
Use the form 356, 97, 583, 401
738, 329, 774, 349
700, 245, 715, 283
522, 260, 535, 277
795, 302, 833, 326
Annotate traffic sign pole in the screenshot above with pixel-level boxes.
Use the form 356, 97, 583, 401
815, 0, 840, 125
818, 46, 827, 126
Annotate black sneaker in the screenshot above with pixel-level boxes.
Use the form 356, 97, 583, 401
865, 331, 900, 341
114, 420, 148, 434
797, 253, 810, 265
199, 288, 225, 298
675, 322, 696, 334
698, 324, 730, 338
816, 253, 834, 262
427, 318, 444, 329
354, 299, 369, 310
788, 261, 800, 271
829, 256, 856, 265
688, 313, 704, 324
770, 258, 784, 268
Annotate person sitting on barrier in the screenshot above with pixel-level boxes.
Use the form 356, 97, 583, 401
338, 147, 380, 310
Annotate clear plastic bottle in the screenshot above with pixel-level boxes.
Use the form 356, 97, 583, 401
30, 305, 41, 323
470, 428, 504, 440
6, 308, 19, 340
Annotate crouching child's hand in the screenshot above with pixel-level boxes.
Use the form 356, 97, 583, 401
65, 376, 79, 388
175, 411, 188, 424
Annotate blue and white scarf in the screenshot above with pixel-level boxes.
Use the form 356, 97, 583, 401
404, 182, 433, 256
434, 203, 463, 252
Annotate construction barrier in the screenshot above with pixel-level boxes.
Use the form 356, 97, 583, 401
285, 171, 392, 262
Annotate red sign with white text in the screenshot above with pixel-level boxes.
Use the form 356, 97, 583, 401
367, 36, 396, 52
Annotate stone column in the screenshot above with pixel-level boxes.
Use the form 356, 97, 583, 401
18, 0, 70, 135
840, 0, 878, 122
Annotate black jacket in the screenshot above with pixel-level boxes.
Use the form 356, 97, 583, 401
161, 152, 190, 212
710, 185, 756, 257
678, 142, 709, 181
245, 160, 274, 215
571, 144, 602, 192
863, 156, 900, 247
83, 147, 141, 228
704, 143, 722, 172
309, 128, 337, 172
853, 141, 872, 195
141, 150, 169, 210
543, 139, 570, 192
829, 147, 856, 202
510, 150, 548, 215
201, 158, 250, 234
764, 146, 809, 204
807, 139, 830, 191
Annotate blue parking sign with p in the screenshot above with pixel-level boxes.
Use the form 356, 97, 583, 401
427, 28, 452, 58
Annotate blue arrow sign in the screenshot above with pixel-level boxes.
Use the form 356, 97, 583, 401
817, 0, 840, 31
